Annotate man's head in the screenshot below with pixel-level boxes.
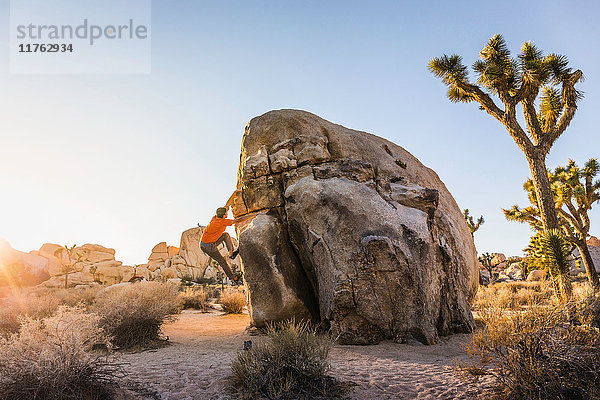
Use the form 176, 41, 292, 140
216, 207, 227, 218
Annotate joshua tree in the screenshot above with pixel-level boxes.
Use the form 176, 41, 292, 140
429, 35, 584, 231
54, 245, 83, 288
463, 209, 484, 235
478, 252, 494, 281
504, 159, 600, 288
540, 229, 573, 301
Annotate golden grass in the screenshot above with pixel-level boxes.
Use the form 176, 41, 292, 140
219, 288, 246, 314
180, 287, 211, 312
473, 281, 553, 311
462, 278, 600, 399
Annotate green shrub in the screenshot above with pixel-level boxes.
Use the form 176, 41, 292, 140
0, 306, 119, 400
230, 319, 341, 399
92, 281, 182, 350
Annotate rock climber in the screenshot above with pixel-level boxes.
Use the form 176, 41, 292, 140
200, 190, 261, 284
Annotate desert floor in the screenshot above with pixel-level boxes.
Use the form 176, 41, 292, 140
120, 310, 488, 400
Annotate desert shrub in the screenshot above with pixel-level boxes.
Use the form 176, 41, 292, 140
0, 306, 119, 400
473, 281, 553, 311
219, 288, 246, 314
179, 266, 216, 286
0, 293, 60, 336
230, 319, 340, 399
459, 295, 600, 400
203, 285, 222, 299
92, 281, 182, 350
180, 287, 211, 311
49, 285, 102, 307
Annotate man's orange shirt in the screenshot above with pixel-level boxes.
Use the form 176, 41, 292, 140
201, 216, 234, 243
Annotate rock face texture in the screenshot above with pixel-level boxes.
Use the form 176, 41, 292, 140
233, 110, 478, 345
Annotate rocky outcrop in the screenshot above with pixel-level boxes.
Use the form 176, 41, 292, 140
491, 253, 506, 266
0, 239, 50, 285
38, 243, 134, 287
527, 270, 547, 281
233, 110, 478, 344
571, 239, 600, 276
0, 240, 136, 288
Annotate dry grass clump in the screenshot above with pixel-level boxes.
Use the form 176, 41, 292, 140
219, 288, 246, 314
0, 293, 60, 336
473, 281, 552, 311
0, 286, 103, 336
230, 319, 341, 400
180, 287, 211, 311
0, 306, 119, 400
48, 285, 102, 307
459, 295, 600, 400
92, 281, 182, 350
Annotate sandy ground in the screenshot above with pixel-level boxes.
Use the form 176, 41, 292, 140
120, 310, 487, 400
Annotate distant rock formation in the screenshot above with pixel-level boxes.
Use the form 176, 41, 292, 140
1, 224, 242, 288
37, 243, 134, 287
0, 239, 50, 286
0, 240, 134, 288
233, 110, 478, 345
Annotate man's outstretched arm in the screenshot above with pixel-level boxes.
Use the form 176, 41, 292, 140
232, 211, 265, 225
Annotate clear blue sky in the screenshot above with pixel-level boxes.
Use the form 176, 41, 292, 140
0, 0, 598, 264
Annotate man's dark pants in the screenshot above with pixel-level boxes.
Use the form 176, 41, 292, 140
200, 233, 235, 280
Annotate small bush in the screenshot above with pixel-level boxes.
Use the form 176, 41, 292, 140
230, 319, 340, 399
49, 286, 101, 307
219, 288, 246, 314
180, 287, 211, 311
0, 293, 60, 336
0, 306, 119, 400
92, 281, 182, 350
459, 295, 600, 400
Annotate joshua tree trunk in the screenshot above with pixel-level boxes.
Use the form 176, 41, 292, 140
554, 273, 573, 303
527, 152, 560, 230
575, 240, 599, 289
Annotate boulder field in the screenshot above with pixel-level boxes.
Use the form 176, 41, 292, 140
0, 226, 239, 288
232, 109, 479, 345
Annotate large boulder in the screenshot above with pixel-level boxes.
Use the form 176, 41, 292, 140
178, 227, 211, 271
572, 242, 600, 273
491, 253, 506, 266
233, 110, 478, 344
527, 270, 547, 281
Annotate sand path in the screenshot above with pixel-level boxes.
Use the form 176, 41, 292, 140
120, 310, 485, 399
